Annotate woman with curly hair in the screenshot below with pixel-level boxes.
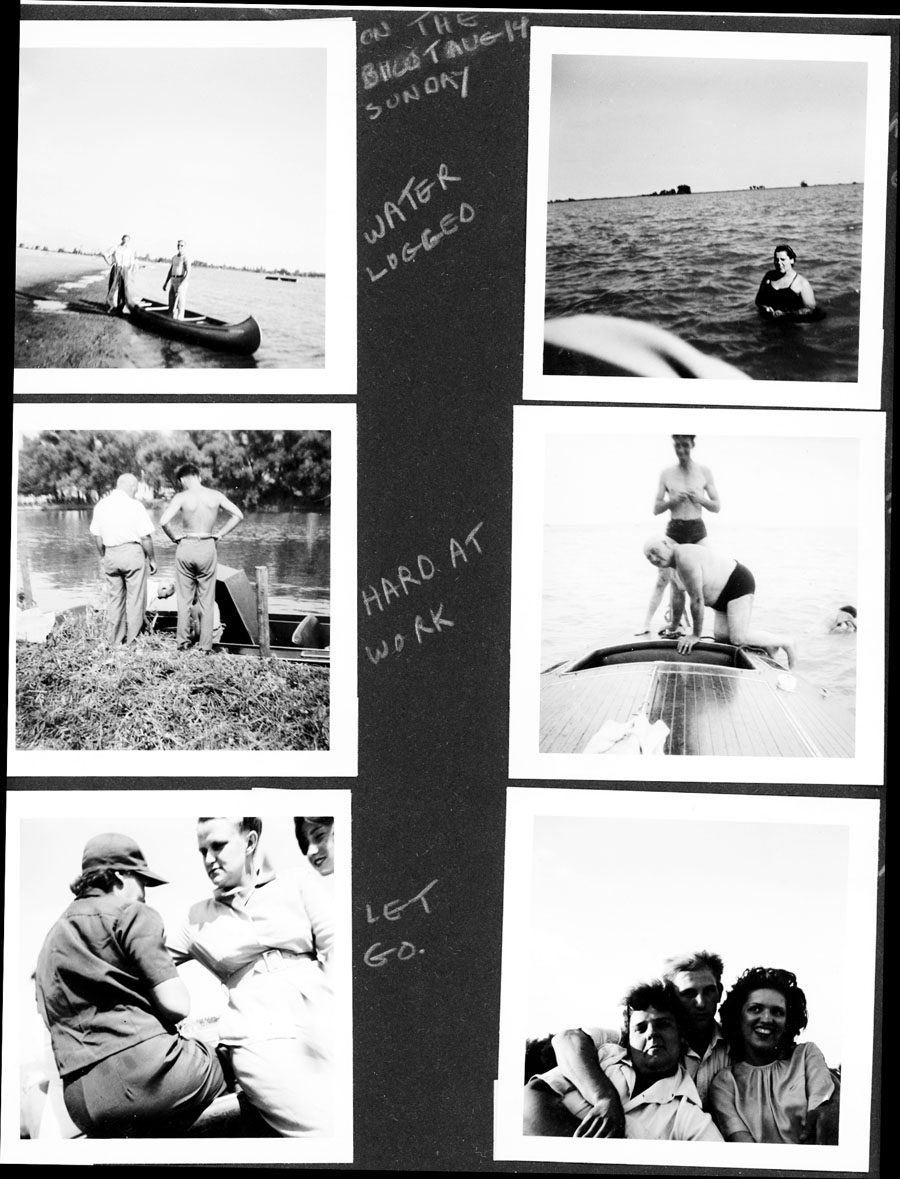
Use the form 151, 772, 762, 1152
709, 967, 837, 1144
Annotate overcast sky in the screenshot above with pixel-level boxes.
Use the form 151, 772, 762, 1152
549, 56, 868, 200
527, 813, 849, 1065
544, 434, 860, 528
17, 48, 326, 271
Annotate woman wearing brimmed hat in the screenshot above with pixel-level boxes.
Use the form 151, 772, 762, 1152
34, 833, 227, 1138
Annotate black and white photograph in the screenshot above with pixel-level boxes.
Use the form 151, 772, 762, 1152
508, 406, 885, 786
495, 788, 879, 1171
1, 788, 352, 1163
15, 18, 356, 396
10, 402, 357, 777
522, 26, 890, 405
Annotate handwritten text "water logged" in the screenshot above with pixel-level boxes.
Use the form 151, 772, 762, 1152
364, 165, 474, 284
361, 522, 484, 666
364, 879, 439, 968
360, 12, 529, 121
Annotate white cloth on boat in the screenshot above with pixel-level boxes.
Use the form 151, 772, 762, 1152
16, 607, 57, 643
584, 710, 669, 754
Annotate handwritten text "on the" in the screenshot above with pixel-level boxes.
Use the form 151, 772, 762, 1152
364, 879, 438, 968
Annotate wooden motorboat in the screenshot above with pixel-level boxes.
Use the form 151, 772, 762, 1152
150, 565, 329, 664
128, 298, 261, 354
540, 637, 854, 757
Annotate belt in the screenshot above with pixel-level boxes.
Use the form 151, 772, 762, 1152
106, 541, 142, 547
225, 949, 315, 987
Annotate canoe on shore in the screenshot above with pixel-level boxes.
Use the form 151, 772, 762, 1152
128, 298, 261, 355
540, 636, 854, 757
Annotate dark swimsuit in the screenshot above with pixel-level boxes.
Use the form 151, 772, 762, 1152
666, 518, 707, 544
713, 561, 756, 611
756, 272, 806, 313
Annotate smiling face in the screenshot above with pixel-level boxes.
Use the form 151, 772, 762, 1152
669, 968, 722, 1032
644, 537, 674, 569
300, 819, 334, 876
740, 987, 788, 1063
672, 436, 695, 466
196, 818, 257, 891
774, 249, 795, 275
628, 1006, 682, 1078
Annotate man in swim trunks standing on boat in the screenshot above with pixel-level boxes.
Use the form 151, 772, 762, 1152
639, 436, 720, 636
158, 464, 243, 654
643, 536, 796, 669
163, 240, 191, 320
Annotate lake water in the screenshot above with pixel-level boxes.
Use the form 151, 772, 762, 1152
17, 508, 330, 615
544, 185, 862, 381
542, 521, 857, 709
15, 249, 324, 369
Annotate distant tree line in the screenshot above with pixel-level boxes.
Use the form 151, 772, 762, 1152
17, 430, 331, 510
17, 244, 323, 278
648, 184, 692, 196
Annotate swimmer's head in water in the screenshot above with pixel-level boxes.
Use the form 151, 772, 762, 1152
839, 605, 857, 618
644, 536, 675, 568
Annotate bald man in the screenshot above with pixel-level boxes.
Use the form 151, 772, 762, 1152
89, 474, 158, 645
643, 536, 796, 669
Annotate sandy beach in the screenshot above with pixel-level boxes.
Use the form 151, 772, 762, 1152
14, 248, 146, 368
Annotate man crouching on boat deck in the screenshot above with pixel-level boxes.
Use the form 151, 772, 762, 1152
159, 465, 243, 654
642, 536, 796, 669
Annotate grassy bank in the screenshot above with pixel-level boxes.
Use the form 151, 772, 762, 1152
16, 611, 329, 751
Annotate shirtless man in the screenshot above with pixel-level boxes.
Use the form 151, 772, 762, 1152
639, 437, 720, 637
158, 464, 243, 652
643, 535, 796, 669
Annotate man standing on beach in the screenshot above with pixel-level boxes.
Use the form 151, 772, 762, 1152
90, 474, 157, 647
163, 240, 191, 320
643, 535, 796, 668
159, 464, 243, 653
101, 234, 136, 314
639, 436, 720, 637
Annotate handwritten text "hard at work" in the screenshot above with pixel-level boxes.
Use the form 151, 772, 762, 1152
362, 522, 484, 665
364, 165, 473, 284
364, 879, 438, 968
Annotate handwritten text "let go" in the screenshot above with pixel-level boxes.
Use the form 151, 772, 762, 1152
364, 879, 438, 968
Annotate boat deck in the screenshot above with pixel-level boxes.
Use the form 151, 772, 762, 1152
540, 647, 854, 758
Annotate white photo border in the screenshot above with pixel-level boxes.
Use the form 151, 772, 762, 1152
508, 404, 886, 786
9, 401, 358, 777
494, 786, 880, 1172
1, 787, 353, 1165
523, 25, 890, 407
15, 17, 357, 397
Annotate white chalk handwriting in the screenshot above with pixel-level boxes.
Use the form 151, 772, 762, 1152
360, 13, 528, 120
362, 523, 484, 667
364, 165, 474, 283
364, 879, 438, 968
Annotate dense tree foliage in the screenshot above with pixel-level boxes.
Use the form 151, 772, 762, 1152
17, 430, 331, 509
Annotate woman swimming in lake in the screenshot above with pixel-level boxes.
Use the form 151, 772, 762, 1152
756, 244, 818, 318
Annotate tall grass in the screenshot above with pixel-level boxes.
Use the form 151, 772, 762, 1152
16, 611, 329, 751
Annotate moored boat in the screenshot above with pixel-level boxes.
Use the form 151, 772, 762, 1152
540, 636, 853, 757
128, 298, 261, 355
150, 565, 329, 664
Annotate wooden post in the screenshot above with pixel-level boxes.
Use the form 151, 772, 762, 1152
255, 565, 271, 658
18, 547, 35, 608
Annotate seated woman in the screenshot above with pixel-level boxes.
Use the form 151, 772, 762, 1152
709, 967, 838, 1144
755, 244, 818, 318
